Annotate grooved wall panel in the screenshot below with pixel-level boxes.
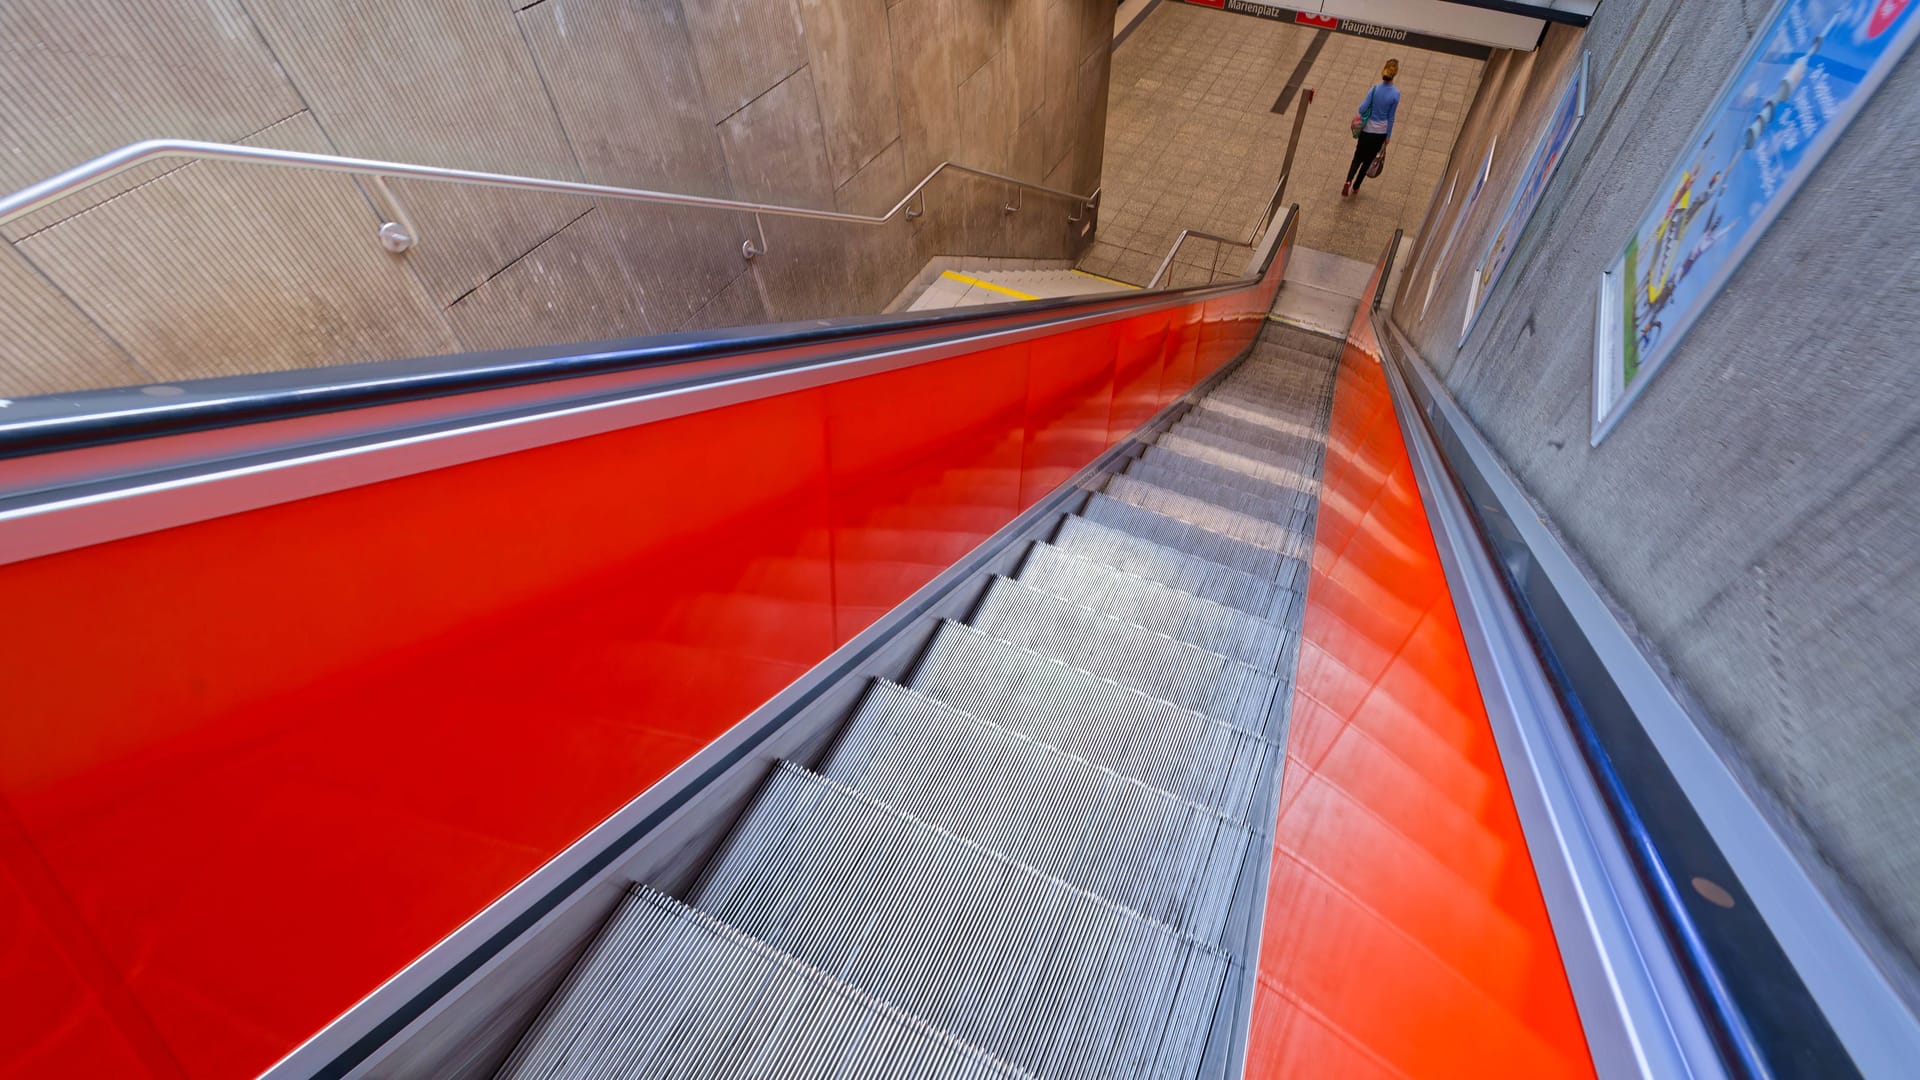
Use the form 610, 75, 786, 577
0, 0, 301, 239
239, 0, 584, 306
1, 0, 1108, 407
17, 114, 457, 382
0, 248, 150, 397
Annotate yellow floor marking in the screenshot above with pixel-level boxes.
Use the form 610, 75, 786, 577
1070, 268, 1142, 290
941, 270, 1039, 301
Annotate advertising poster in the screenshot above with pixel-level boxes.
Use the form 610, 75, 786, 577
1421, 141, 1496, 318
1461, 53, 1589, 342
1594, 0, 1919, 442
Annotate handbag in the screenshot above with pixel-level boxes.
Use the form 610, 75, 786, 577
1367, 148, 1385, 179
1351, 87, 1373, 138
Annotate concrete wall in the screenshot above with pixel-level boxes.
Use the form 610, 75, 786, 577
0, 0, 1114, 398
1390, 6, 1920, 1003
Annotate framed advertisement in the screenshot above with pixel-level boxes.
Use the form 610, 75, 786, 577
1593, 0, 1920, 444
1421, 140, 1496, 318
1461, 52, 1590, 345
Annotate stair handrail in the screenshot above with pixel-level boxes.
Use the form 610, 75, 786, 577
0, 138, 1101, 257
1145, 168, 1289, 289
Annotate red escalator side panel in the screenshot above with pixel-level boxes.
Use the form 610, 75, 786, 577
1245, 301, 1595, 1077
0, 299, 1208, 1078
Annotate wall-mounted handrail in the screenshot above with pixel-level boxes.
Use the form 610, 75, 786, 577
0, 139, 1101, 255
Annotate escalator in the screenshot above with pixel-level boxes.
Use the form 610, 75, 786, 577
2, 191, 1897, 1080
496, 325, 1339, 1080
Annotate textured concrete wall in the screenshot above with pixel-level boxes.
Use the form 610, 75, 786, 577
0, 0, 1113, 397
1390, 5, 1920, 1002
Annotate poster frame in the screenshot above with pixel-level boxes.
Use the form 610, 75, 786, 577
1591, 0, 1920, 444
1460, 50, 1590, 347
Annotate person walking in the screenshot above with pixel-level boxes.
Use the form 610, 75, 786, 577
1344, 59, 1401, 197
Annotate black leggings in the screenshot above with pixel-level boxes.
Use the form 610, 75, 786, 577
1348, 132, 1388, 189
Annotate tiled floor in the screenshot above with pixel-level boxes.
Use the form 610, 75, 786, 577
1080, 2, 1480, 281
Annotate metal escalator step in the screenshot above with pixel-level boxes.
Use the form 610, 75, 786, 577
498, 885, 1029, 1080
910, 622, 1270, 818
1174, 411, 1325, 465
1051, 515, 1296, 623
1133, 447, 1316, 515
1192, 396, 1327, 442
694, 763, 1230, 1080
1149, 434, 1319, 501
969, 576, 1280, 733
1168, 419, 1320, 474
1081, 494, 1302, 586
1014, 542, 1286, 670
1114, 465, 1318, 539
824, 681, 1250, 939
1104, 475, 1313, 561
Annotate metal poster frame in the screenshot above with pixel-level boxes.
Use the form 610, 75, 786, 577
1421, 140, 1496, 318
1460, 51, 1590, 346
1592, 0, 1920, 444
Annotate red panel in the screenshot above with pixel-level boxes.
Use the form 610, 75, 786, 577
1020, 323, 1117, 508
1245, 267, 1594, 1078
1160, 305, 1204, 403
825, 344, 1028, 640
0, 254, 1289, 1076
1106, 312, 1172, 442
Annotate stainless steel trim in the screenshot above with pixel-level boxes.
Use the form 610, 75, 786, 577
1382, 319, 1920, 1077
0, 139, 1101, 243
1374, 321, 1725, 1079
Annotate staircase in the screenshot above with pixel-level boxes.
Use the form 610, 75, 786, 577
497, 324, 1346, 1080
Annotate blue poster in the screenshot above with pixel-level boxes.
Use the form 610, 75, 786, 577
1595, 0, 1920, 442
1464, 54, 1588, 341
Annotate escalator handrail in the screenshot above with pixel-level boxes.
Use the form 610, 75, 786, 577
0, 200, 1296, 463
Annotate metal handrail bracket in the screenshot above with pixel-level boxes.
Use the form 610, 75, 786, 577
0, 139, 1100, 255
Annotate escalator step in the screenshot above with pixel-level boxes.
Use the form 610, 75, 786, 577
969, 577, 1281, 733
825, 681, 1250, 939
1132, 446, 1316, 516
1192, 395, 1328, 442
498, 886, 1028, 1080
911, 622, 1271, 818
1157, 424, 1321, 484
1015, 542, 1286, 669
1173, 410, 1325, 466
694, 763, 1230, 1080
1081, 494, 1301, 585
1114, 465, 1319, 538
1051, 515, 1296, 623
1130, 435, 1318, 513
1104, 475, 1314, 561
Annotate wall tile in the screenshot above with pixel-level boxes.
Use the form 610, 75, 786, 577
241, 0, 584, 306
890, 0, 962, 180
1007, 0, 1048, 124
683, 0, 811, 122
444, 208, 656, 352
0, 0, 302, 239
958, 49, 1016, 173
17, 114, 457, 383
952, 0, 1011, 87
520, 0, 751, 338
798, 0, 903, 187
718, 69, 836, 206
0, 247, 149, 397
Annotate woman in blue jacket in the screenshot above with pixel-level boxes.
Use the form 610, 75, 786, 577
1345, 59, 1401, 197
